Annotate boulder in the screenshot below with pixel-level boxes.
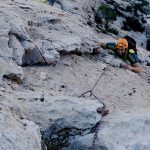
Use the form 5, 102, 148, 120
11, 91, 103, 148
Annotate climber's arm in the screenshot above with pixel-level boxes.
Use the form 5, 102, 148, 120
92, 42, 116, 54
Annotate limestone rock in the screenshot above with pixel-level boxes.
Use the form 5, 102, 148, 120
17, 94, 103, 130
0, 58, 24, 85
51, 0, 101, 22
0, 96, 42, 150
0, 1, 150, 150
12, 91, 103, 148
65, 113, 150, 150
0, 0, 99, 66
8, 34, 25, 66
41, 40, 60, 64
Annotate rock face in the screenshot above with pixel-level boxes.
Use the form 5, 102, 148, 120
65, 112, 150, 150
49, 0, 100, 22
0, 14, 24, 85
0, 0, 101, 85
0, 95, 42, 150
0, 0, 150, 150
0, 0, 99, 84
2, 0, 98, 56
0, 58, 24, 85
8, 91, 103, 149
94, 0, 150, 49
13, 51, 150, 149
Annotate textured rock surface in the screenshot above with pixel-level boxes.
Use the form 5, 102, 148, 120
14, 94, 103, 130
21, 52, 150, 149
0, 0, 150, 150
0, 0, 100, 67
0, 13, 24, 84
65, 112, 150, 150
4, 89, 103, 148
0, 58, 24, 85
51, 0, 100, 22
0, 95, 42, 150
94, 0, 150, 49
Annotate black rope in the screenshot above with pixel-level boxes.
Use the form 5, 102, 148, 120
79, 57, 114, 150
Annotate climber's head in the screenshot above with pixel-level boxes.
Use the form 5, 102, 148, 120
116, 38, 128, 56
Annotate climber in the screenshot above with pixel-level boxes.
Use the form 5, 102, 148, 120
92, 37, 142, 74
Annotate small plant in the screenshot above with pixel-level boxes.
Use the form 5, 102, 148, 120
47, 144, 52, 150
37, 0, 48, 3
99, 4, 117, 21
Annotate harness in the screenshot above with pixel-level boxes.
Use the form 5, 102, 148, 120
119, 49, 136, 62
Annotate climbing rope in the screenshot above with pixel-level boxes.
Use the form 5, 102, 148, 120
79, 56, 114, 150
90, 120, 101, 150
29, 40, 48, 64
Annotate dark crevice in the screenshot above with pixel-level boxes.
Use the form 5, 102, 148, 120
19, 6, 32, 10
58, 49, 83, 57
3, 74, 22, 84
125, 17, 145, 32
41, 123, 97, 150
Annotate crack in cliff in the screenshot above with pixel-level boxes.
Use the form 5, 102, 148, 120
41, 121, 101, 150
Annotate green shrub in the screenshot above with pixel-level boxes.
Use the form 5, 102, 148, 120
36, 0, 48, 3
99, 4, 117, 20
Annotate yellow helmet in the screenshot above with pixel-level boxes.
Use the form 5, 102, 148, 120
116, 38, 128, 49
